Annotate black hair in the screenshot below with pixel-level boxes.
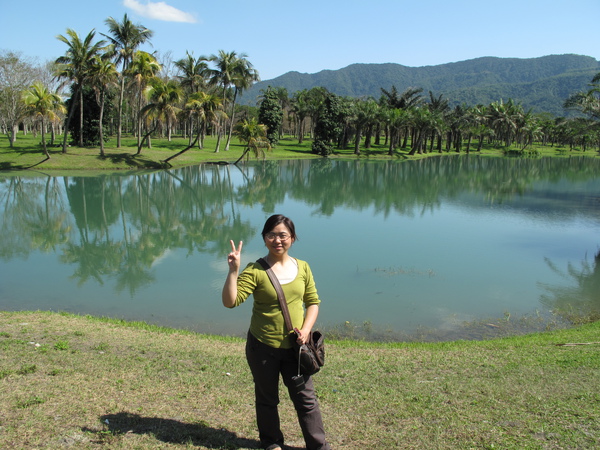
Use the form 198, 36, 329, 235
261, 214, 298, 241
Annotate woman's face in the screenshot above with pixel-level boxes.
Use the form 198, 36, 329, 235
264, 223, 294, 256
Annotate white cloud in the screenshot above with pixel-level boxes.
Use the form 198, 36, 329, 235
124, 0, 197, 23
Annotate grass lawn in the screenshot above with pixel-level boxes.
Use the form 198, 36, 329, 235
1, 133, 597, 172
1, 311, 599, 449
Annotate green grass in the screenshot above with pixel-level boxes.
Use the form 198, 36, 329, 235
1, 310, 599, 449
1, 133, 597, 172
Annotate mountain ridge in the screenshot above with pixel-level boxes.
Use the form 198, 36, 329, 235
240, 54, 600, 116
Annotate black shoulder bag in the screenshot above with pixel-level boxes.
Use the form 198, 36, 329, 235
257, 258, 325, 376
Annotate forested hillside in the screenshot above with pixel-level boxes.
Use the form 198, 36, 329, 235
240, 54, 600, 116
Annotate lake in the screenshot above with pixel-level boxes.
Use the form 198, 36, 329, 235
1, 156, 599, 341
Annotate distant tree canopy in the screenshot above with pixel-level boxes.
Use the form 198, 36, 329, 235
258, 86, 283, 146
312, 92, 345, 156
2, 20, 599, 162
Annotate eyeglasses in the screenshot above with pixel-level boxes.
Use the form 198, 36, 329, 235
265, 232, 291, 241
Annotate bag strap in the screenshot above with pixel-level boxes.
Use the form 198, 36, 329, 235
257, 258, 294, 333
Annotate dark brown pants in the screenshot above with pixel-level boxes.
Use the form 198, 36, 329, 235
245, 331, 330, 450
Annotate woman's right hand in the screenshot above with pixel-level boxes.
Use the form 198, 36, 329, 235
223, 240, 243, 308
227, 240, 243, 272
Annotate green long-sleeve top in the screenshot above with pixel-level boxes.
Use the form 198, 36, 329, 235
233, 258, 321, 349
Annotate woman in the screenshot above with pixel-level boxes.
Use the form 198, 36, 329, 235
222, 214, 330, 450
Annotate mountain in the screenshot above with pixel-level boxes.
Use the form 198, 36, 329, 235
239, 54, 600, 116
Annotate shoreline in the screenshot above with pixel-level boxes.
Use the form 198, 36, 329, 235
1, 134, 598, 172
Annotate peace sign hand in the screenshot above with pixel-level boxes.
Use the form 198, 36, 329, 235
227, 240, 243, 272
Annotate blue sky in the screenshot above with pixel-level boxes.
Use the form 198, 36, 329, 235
2, 0, 599, 81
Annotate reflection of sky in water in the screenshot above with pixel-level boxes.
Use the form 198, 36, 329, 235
1, 159, 599, 340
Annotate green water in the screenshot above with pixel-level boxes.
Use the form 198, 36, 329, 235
1, 156, 599, 341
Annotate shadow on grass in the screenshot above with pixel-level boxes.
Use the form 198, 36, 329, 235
0, 161, 20, 170
83, 412, 266, 449
101, 153, 167, 169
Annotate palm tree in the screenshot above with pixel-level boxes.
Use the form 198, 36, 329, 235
381, 86, 424, 110
55, 28, 106, 152
352, 98, 379, 155
207, 50, 258, 152
128, 50, 161, 147
89, 56, 118, 156
385, 108, 410, 155
564, 73, 600, 121
226, 59, 259, 150
408, 107, 434, 155
22, 82, 66, 159
185, 91, 224, 148
271, 86, 290, 135
175, 52, 210, 142
137, 78, 181, 154
233, 117, 271, 164
174, 52, 209, 95
162, 92, 225, 165
291, 89, 310, 143
486, 99, 522, 147
103, 14, 153, 148
207, 50, 238, 153
446, 105, 471, 152
305, 87, 328, 137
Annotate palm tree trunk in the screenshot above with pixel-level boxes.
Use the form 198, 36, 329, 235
99, 90, 106, 157
40, 117, 50, 159
116, 76, 125, 148
234, 147, 250, 165
78, 88, 84, 147
225, 89, 239, 151
214, 118, 222, 153
163, 127, 202, 165
61, 85, 81, 154
354, 126, 362, 155
137, 121, 158, 155
9, 125, 18, 148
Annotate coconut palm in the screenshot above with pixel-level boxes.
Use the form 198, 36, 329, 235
207, 50, 258, 152
305, 87, 329, 137
207, 50, 239, 153
127, 50, 161, 147
55, 28, 106, 152
162, 92, 225, 165
385, 108, 411, 155
352, 98, 379, 155
103, 14, 153, 148
174, 52, 209, 95
175, 52, 210, 142
186, 91, 224, 148
381, 85, 424, 110
225, 59, 258, 150
22, 82, 66, 159
137, 78, 181, 154
486, 99, 522, 147
234, 117, 271, 164
291, 89, 310, 143
89, 56, 118, 156
407, 107, 434, 155
270, 86, 290, 135
564, 74, 600, 122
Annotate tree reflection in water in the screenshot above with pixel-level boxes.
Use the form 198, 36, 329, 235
540, 250, 600, 323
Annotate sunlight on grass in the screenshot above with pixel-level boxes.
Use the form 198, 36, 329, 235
2, 132, 596, 172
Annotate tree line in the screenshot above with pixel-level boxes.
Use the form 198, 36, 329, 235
1, 14, 599, 164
